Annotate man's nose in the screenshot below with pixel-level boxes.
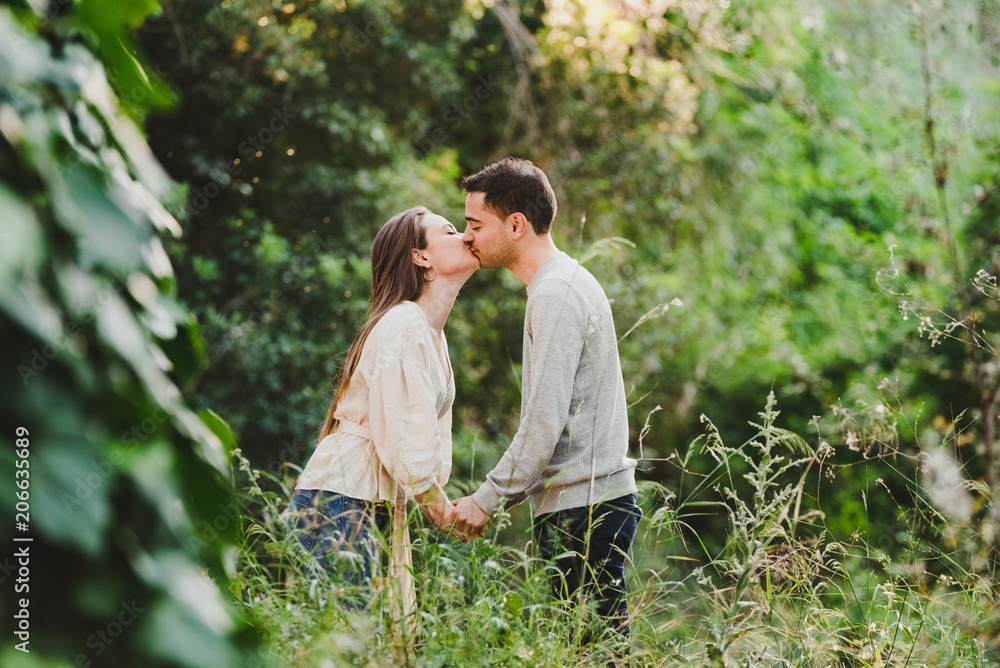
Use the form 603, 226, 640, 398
462, 229, 473, 244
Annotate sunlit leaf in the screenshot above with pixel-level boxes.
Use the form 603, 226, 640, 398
0, 185, 43, 287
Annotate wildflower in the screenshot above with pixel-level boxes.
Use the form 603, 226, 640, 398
818, 441, 833, 458
922, 448, 972, 521
846, 431, 859, 451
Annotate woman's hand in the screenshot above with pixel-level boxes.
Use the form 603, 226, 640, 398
414, 484, 469, 542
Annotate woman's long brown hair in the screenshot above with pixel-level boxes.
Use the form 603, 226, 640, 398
317, 206, 430, 441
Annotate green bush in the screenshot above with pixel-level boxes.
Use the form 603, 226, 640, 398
0, 2, 262, 665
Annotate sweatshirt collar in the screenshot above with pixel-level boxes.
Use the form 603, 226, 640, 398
526, 251, 571, 296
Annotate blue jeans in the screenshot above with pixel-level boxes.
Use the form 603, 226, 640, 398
285, 489, 390, 608
533, 493, 642, 640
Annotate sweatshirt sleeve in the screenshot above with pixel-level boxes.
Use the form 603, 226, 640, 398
368, 344, 443, 499
472, 280, 588, 516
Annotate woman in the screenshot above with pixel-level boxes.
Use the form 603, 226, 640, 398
286, 205, 478, 617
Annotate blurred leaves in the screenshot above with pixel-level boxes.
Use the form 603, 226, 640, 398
0, 0, 262, 665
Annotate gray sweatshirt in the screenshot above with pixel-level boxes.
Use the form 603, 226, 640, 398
472, 252, 638, 517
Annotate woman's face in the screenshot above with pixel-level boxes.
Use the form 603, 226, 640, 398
417, 213, 480, 280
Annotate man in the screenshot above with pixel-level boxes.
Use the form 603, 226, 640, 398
452, 157, 641, 640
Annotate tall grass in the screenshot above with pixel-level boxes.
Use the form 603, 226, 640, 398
228, 393, 998, 667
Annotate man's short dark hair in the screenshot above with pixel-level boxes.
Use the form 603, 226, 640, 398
460, 157, 557, 235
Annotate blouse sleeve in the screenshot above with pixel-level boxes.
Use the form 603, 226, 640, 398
368, 350, 444, 499
437, 406, 453, 486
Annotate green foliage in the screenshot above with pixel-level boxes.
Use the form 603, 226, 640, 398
0, 1, 261, 665
132, 0, 524, 470
1, 0, 998, 660
131, 0, 1000, 506
126, 0, 1000, 649
3, 0, 987, 659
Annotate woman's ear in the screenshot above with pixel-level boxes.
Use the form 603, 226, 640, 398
411, 247, 432, 268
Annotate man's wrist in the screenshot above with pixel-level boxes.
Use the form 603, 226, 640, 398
471, 485, 499, 518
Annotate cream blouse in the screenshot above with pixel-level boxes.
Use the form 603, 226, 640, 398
297, 300, 454, 500
295, 301, 454, 625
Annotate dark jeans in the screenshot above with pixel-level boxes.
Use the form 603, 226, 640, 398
533, 493, 642, 641
285, 489, 390, 608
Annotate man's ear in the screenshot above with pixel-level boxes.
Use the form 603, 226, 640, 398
411, 247, 432, 268
509, 212, 530, 241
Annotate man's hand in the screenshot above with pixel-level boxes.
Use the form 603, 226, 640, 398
452, 495, 491, 539
437, 503, 470, 543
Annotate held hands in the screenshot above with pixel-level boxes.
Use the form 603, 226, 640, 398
429, 501, 469, 543
415, 484, 481, 543
451, 495, 490, 540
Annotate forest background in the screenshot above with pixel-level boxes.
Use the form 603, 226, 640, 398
1, 0, 999, 665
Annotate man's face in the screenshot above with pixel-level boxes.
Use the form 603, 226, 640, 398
463, 192, 518, 270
